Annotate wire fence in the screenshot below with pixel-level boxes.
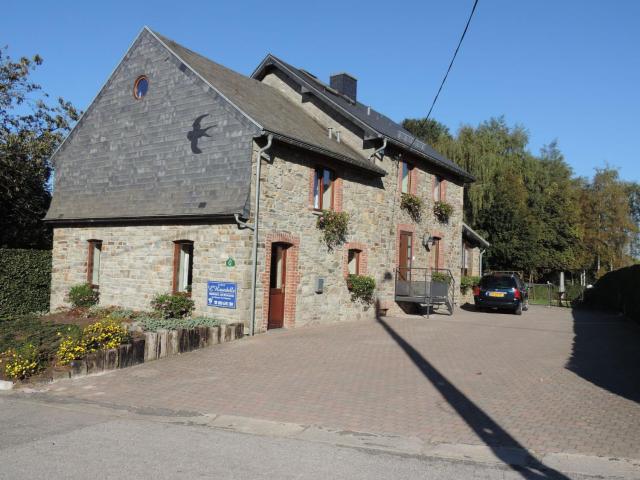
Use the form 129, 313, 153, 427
528, 283, 585, 307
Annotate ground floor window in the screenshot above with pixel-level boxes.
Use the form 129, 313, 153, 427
87, 240, 102, 287
347, 249, 362, 275
432, 237, 441, 270
173, 241, 193, 293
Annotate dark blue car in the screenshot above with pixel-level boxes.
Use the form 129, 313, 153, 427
473, 272, 529, 315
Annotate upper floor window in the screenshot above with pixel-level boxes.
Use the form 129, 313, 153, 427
133, 75, 149, 99
173, 241, 193, 294
313, 167, 335, 210
87, 240, 102, 287
401, 161, 413, 194
347, 249, 361, 275
433, 175, 444, 201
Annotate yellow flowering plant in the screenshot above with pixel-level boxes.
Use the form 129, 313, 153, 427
3, 344, 40, 380
55, 317, 130, 366
83, 317, 129, 351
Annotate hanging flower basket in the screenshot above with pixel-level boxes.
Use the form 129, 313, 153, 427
433, 201, 453, 223
401, 193, 423, 222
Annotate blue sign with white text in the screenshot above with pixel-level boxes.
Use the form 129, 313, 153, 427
207, 281, 237, 309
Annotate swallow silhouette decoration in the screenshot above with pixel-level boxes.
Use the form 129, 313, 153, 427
187, 114, 216, 154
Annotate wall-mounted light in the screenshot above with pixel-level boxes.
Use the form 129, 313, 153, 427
422, 234, 440, 251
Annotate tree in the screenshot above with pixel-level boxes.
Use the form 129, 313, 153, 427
579, 167, 637, 275
401, 118, 451, 146
0, 47, 79, 248
626, 181, 640, 260
402, 116, 616, 280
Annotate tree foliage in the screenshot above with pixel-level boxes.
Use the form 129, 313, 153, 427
0, 47, 79, 248
403, 116, 638, 280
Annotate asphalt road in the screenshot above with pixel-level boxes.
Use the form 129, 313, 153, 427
0, 395, 619, 480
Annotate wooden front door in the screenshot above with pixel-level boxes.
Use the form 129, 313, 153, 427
399, 231, 413, 281
268, 243, 287, 329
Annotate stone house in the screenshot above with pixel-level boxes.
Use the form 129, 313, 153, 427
45, 27, 474, 333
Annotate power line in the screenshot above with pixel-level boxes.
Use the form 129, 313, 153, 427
408, 0, 479, 149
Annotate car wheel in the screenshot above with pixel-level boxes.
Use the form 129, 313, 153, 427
514, 302, 523, 315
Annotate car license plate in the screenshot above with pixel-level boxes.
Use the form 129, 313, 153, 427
488, 291, 505, 298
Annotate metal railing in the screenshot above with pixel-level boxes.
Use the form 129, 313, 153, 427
394, 267, 455, 317
528, 283, 585, 307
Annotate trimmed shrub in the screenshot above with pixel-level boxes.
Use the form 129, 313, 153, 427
0, 249, 51, 316
140, 316, 220, 332
316, 210, 349, 249
347, 274, 376, 304
584, 265, 640, 322
151, 292, 194, 319
67, 283, 99, 308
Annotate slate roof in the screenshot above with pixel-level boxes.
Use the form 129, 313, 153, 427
252, 55, 474, 182
152, 32, 385, 176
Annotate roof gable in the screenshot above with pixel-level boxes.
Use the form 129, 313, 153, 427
46, 27, 259, 222
252, 55, 474, 182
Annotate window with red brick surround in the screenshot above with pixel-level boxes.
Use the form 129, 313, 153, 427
261, 232, 300, 331
309, 166, 343, 211
343, 242, 368, 278
398, 160, 417, 195
431, 231, 445, 270
433, 175, 447, 201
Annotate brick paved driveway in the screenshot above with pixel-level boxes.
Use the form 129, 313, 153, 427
37, 306, 640, 459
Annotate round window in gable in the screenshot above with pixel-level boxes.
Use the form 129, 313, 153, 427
133, 75, 149, 99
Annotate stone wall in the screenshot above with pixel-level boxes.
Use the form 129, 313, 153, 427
254, 71, 464, 324
50, 223, 252, 323
249, 138, 464, 330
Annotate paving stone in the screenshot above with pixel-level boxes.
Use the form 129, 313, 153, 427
37, 306, 640, 460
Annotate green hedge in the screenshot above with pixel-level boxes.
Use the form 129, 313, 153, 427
0, 249, 52, 316
584, 265, 640, 322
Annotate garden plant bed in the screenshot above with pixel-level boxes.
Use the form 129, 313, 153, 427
52, 323, 244, 381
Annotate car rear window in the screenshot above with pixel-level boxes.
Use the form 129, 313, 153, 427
481, 276, 516, 289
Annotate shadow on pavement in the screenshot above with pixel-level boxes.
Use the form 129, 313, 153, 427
566, 308, 640, 403
376, 312, 570, 479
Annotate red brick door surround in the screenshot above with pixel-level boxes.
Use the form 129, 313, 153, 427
261, 232, 300, 331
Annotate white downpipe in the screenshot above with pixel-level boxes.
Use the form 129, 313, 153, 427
249, 134, 273, 336
479, 248, 486, 277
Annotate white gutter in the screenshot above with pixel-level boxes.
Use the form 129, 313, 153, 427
249, 134, 273, 336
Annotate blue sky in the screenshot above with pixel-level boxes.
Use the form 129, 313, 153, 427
3, 0, 638, 181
